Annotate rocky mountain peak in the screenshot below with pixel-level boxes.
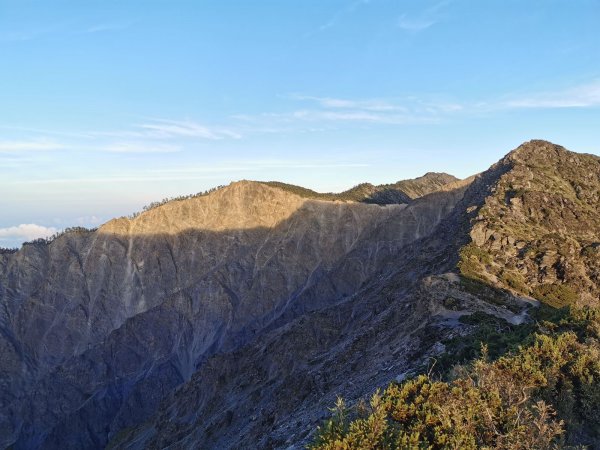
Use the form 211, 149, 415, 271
418, 171, 457, 181
503, 139, 599, 169
392, 171, 459, 199
507, 139, 566, 159
462, 140, 600, 306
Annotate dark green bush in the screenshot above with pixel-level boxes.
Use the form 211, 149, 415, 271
533, 283, 579, 308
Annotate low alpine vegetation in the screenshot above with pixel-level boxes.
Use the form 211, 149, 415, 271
310, 307, 600, 449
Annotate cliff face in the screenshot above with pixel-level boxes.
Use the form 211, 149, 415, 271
0, 175, 466, 449
1, 141, 597, 449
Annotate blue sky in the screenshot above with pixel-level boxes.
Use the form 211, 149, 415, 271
1, 0, 599, 247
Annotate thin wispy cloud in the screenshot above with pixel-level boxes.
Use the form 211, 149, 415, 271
397, 14, 436, 32
0, 137, 179, 154
231, 110, 429, 126
5, 78, 599, 159
137, 119, 242, 140
0, 120, 242, 156
0, 139, 65, 152
306, 0, 371, 36
262, 94, 459, 125
284, 80, 600, 123
292, 94, 463, 114
0, 155, 49, 171
9, 158, 370, 186
504, 80, 600, 109
103, 142, 181, 153
0, 125, 103, 139
425, 0, 453, 15
0, 26, 58, 43
149, 160, 370, 174
287, 94, 406, 112
396, 0, 452, 33
1, 20, 134, 43
288, 109, 437, 125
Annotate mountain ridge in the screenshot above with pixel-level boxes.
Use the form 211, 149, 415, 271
0, 172, 460, 253
1, 140, 599, 449
260, 171, 459, 205
0, 168, 466, 449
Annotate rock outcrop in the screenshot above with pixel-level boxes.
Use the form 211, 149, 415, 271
459, 140, 600, 306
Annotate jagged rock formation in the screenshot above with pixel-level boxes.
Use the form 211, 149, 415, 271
460, 140, 600, 306
0, 141, 598, 449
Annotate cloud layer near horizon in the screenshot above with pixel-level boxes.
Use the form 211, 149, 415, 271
0, 224, 58, 247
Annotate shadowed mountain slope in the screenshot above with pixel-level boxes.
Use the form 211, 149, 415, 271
0, 175, 467, 449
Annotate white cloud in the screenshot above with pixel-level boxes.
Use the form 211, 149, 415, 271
5, 78, 598, 158
288, 109, 437, 124
0, 120, 243, 156
397, 14, 436, 32
0, 139, 65, 152
306, 0, 371, 36
288, 94, 406, 112
396, 0, 452, 33
103, 142, 181, 153
0, 224, 58, 246
149, 160, 370, 174
238, 94, 458, 126
137, 119, 241, 140
504, 80, 600, 109
7, 158, 371, 186
0, 21, 133, 43
282, 81, 600, 124
0, 137, 181, 154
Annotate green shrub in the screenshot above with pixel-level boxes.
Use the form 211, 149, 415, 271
501, 271, 529, 293
458, 243, 493, 282
310, 349, 565, 449
310, 307, 600, 449
436, 312, 535, 372
533, 283, 579, 308
581, 245, 599, 258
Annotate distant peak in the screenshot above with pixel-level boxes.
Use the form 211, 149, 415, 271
506, 140, 567, 161
422, 171, 457, 178
502, 140, 599, 169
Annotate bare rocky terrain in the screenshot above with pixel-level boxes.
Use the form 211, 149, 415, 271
0, 140, 598, 449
